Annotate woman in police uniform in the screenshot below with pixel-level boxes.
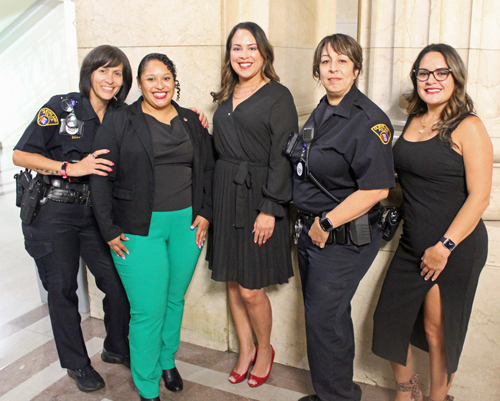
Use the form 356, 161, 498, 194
13, 45, 133, 393
290, 34, 395, 401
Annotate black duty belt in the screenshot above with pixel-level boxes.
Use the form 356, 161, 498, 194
298, 209, 381, 229
295, 208, 382, 245
48, 177, 89, 191
47, 186, 91, 206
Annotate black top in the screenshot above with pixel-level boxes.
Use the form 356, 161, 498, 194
213, 81, 297, 217
291, 85, 395, 215
15, 92, 113, 179
90, 98, 215, 242
394, 115, 468, 255
144, 114, 193, 212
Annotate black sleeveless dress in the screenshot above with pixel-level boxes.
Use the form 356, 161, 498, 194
372, 115, 488, 377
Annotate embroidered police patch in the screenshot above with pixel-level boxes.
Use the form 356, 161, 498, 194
371, 124, 391, 145
37, 108, 59, 127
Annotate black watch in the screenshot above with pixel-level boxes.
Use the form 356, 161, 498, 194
319, 216, 334, 232
440, 236, 456, 252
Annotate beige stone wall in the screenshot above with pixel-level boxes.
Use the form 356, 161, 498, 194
80, 0, 500, 398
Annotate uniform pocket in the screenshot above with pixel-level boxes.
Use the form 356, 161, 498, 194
24, 240, 53, 283
24, 240, 53, 260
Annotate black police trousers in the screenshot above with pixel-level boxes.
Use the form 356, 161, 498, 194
298, 224, 382, 401
22, 200, 130, 369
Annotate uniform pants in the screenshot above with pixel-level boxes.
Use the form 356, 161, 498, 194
112, 207, 201, 399
22, 200, 130, 369
298, 224, 382, 401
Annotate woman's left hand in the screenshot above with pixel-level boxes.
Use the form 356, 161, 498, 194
190, 107, 209, 129
420, 243, 451, 281
309, 218, 330, 249
253, 212, 275, 245
191, 215, 209, 249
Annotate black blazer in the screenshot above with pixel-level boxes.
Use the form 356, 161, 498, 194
90, 98, 214, 242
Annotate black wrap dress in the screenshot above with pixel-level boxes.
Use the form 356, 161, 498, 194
373, 115, 488, 377
208, 81, 298, 289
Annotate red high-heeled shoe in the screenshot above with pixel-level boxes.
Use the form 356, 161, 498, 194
248, 345, 274, 388
228, 344, 258, 384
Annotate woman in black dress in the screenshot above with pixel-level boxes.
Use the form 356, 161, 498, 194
209, 22, 298, 387
372, 44, 492, 401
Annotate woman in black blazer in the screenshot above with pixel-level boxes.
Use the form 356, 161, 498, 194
90, 53, 214, 401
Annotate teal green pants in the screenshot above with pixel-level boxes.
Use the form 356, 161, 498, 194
112, 207, 201, 398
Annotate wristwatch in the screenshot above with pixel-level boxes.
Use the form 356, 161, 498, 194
61, 161, 69, 179
319, 215, 334, 232
440, 236, 456, 252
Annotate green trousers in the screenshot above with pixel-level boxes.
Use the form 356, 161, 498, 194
112, 207, 201, 398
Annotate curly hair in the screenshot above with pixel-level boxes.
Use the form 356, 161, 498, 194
405, 43, 475, 148
211, 22, 279, 104
137, 53, 181, 101
79, 45, 132, 106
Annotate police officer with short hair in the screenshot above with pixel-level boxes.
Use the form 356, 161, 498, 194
290, 34, 395, 401
13, 45, 133, 393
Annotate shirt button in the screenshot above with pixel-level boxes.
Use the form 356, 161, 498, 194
228, 112, 231, 115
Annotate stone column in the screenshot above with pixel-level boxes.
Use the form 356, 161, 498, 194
356, 1, 500, 399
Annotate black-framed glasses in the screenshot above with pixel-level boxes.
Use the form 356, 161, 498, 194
413, 68, 452, 82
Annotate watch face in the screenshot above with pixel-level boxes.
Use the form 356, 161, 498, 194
320, 217, 333, 232
441, 237, 456, 251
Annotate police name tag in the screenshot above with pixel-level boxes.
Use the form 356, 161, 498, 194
297, 161, 304, 176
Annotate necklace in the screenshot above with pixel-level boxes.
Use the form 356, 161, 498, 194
419, 116, 439, 134
233, 79, 262, 99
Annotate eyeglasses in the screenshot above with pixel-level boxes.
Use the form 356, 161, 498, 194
413, 68, 452, 82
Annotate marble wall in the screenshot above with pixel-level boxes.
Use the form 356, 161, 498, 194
358, 0, 500, 399
77, 0, 500, 398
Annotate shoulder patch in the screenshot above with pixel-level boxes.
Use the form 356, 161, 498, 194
371, 124, 391, 145
37, 108, 59, 127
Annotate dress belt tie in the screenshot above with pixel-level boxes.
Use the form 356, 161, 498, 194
219, 156, 267, 228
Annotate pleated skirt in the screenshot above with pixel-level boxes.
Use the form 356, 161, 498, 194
208, 159, 293, 289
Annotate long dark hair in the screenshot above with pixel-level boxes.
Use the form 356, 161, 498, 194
405, 43, 475, 147
79, 45, 132, 106
211, 22, 279, 104
137, 53, 181, 101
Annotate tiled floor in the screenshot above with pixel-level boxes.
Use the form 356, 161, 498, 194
0, 145, 396, 401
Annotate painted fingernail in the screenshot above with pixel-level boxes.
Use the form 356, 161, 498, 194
111, 162, 115, 166
126, 251, 130, 254
115, 253, 119, 257
259, 243, 261, 247
125, 236, 130, 240
121, 256, 126, 260
190, 225, 195, 229
106, 150, 110, 153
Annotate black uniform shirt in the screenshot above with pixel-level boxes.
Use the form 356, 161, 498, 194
291, 85, 395, 215
15, 92, 111, 172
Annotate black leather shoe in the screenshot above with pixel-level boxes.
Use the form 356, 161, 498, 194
298, 396, 320, 401
101, 348, 131, 369
139, 396, 160, 401
67, 365, 105, 392
162, 367, 183, 392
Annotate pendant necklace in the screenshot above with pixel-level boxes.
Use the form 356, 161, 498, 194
419, 116, 439, 134
233, 79, 262, 99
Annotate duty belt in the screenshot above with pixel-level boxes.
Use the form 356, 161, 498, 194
298, 209, 381, 229
47, 184, 91, 206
